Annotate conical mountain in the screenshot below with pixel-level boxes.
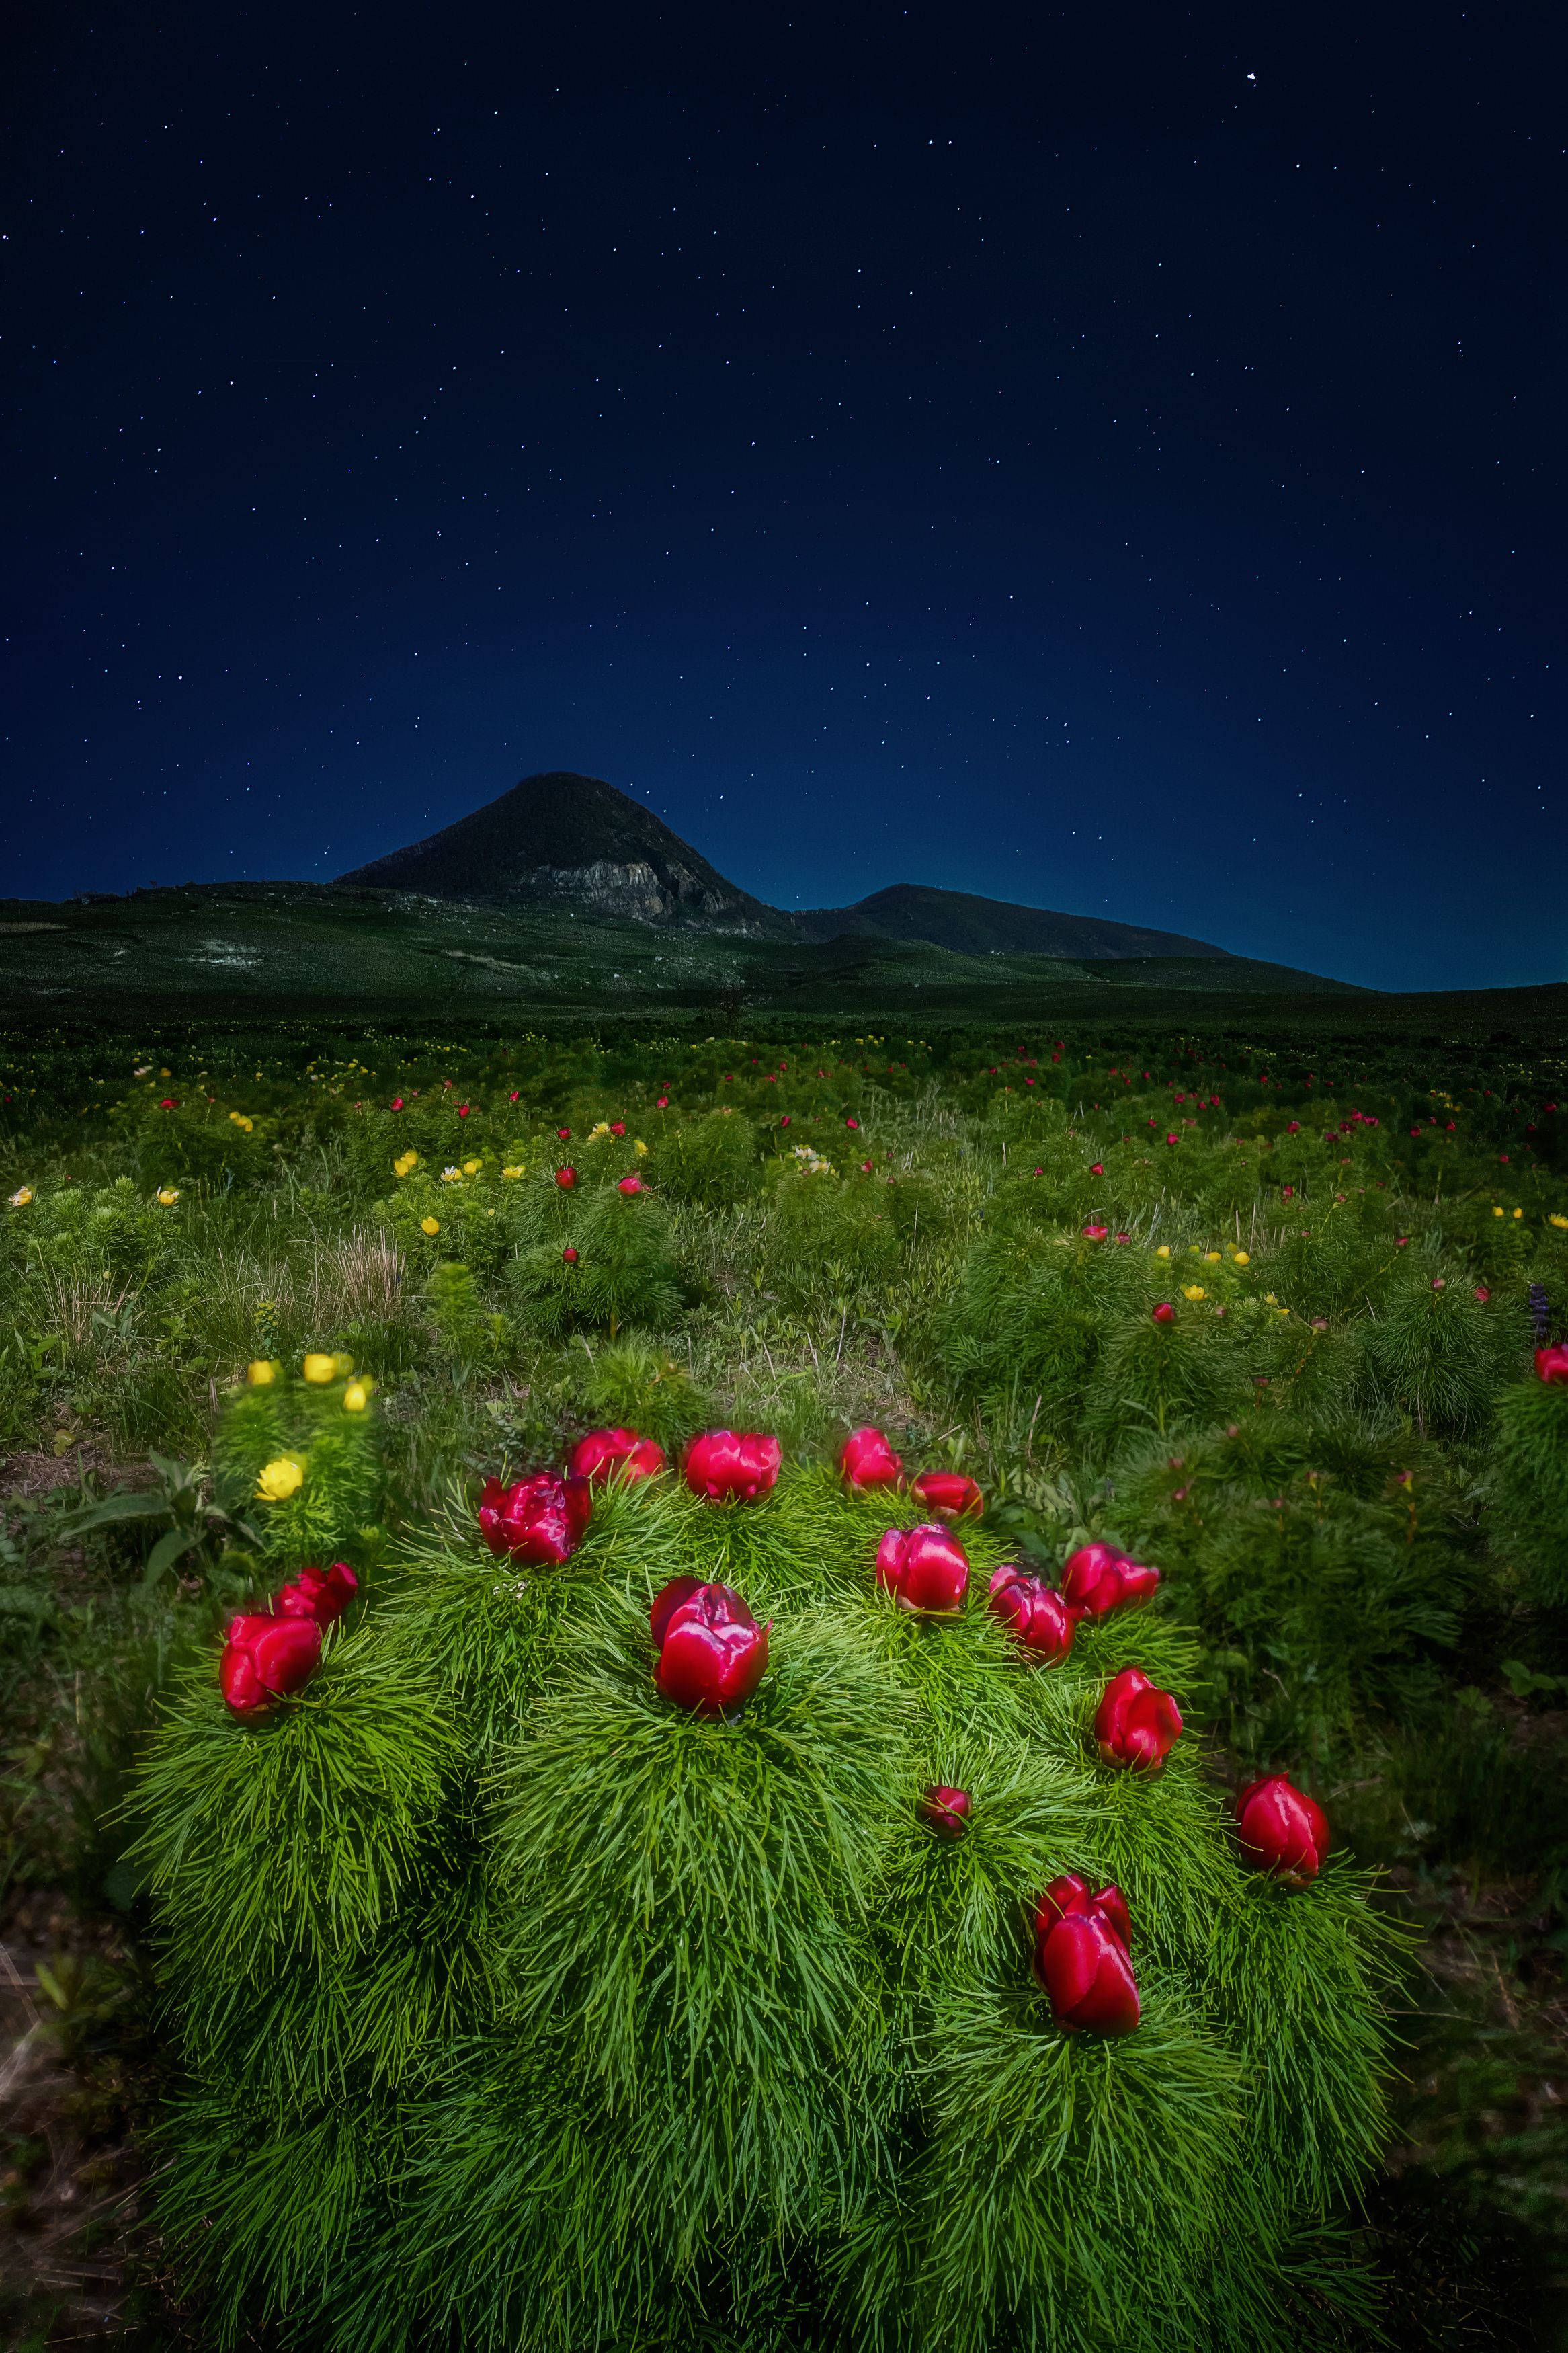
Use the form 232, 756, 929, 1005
336, 771, 787, 934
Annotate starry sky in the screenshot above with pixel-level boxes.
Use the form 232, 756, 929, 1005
3, 3, 1562, 990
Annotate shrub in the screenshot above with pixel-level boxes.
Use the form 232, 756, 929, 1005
134, 1455, 1401, 2352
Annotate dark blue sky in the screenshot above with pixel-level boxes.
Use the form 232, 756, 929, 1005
4, 3, 1561, 990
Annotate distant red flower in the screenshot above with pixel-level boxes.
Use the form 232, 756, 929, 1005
616, 1173, 644, 1195
478, 1471, 591, 1566
1152, 1302, 1175, 1324
562, 1246, 579, 1265
919, 1784, 971, 1838
555, 1164, 577, 1189
1536, 1344, 1568, 1384
1235, 1776, 1330, 1886
841, 1427, 904, 1491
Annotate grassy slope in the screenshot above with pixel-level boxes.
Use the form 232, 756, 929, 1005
0, 881, 1474, 1035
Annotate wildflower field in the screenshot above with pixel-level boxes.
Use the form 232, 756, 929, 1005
2, 1016, 1567, 2350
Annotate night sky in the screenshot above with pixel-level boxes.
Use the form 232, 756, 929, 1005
4, 4, 1562, 991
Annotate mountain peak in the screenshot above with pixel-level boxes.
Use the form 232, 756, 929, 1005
336, 771, 785, 933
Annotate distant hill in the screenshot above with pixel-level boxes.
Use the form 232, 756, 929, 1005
336, 771, 789, 936
794, 881, 1234, 962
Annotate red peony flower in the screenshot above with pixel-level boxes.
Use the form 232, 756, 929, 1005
219, 1609, 322, 1716
1082, 1224, 1109, 1241
1235, 1774, 1330, 1886
876, 1523, 970, 1613
1033, 1874, 1139, 2034
987, 1566, 1074, 1661
1094, 1666, 1183, 1772
683, 1429, 782, 1502
1536, 1344, 1568, 1384
568, 1427, 667, 1485
610, 1121, 626, 1137
1060, 1542, 1161, 1619
919, 1784, 972, 1838
555, 1164, 577, 1189
557, 1127, 571, 1140
651, 1577, 770, 1714
390, 1096, 405, 1111
275, 1561, 359, 1627
909, 1469, 983, 1521
656, 1094, 669, 1107
840, 1425, 905, 1492
1089, 1162, 1104, 1175
1152, 1301, 1175, 1324
617, 1173, 644, 1195
477, 1471, 592, 1565
562, 1246, 579, 1265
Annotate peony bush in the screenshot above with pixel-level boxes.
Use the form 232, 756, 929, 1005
134, 1419, 1400, 2353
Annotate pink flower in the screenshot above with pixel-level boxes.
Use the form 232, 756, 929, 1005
683, 1430, 782, 1502
219, 1610, 322, 1716
919, 1784, 971, 1837
1060, 1542, 1161, 1620
275, 1562, 359, 1626
1094, 1666, 1183, 1771
617, 1173, 644, 1195
987, 1566, 1074, 1661
651, 1579, 770, 1714
567, 1427, 667, 1484
1033, 1876, 1140, 2034
1536, 1344, 1568, 1384
909, 1469, 983, 1521
555, 1164, 577, 1189
478, 1472, 591, 1565
840, 1427, 905, 1492
1235, 1776, 1330, 1886
875, 1523, 970, 1613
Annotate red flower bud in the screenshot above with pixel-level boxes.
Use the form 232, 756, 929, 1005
1082, 1224, 1109, 1241
1094, 1666, 1183, 1772
617, 1173, 644, 1195
568, 1427, 667, 1485
555, 1164, 577, 1189
610, 1121, 626, 1137
275, 1561, 359, 1627
1061, 1542, 1160, 1619
683, 1429, 782, 1502
562, 1246, 579, 1265
909, 1469, 983, 1521
1152, 1301, 1175, 1324
1089, 1161, 1104, 1174
1165, 1131, 1179, 1146
987, 1566, 1074, 1661
1536, 1345, 1568, 1385
477, 1471, 591, 1565
1235, 1774, 1330, 1886
919, 1784, 971, 1838
840, 1425, 904, 1491
876, 1523, 970, 1613
1033, 1876, 1139, 2034
651, 1578, 770, 1714
557, 1127, 571, 1140
219, 1609, 322, 1715
390, 1096, 405, 1111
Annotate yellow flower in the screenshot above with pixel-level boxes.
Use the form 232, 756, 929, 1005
8, 1186, 33, 1209
635, 1139, 649, 1156
1155, 1244, 1171, 1259
1204, 1250, 1221, 1263
229, 1111, 253, 1131
501, 1164, 524, 1180
462, 1158, 481, 1175
440, 1165, 462, 1183
1264, 1291, 1278, 1304
256, 1455, 304, 1502
157, 1187, 181, 1206
1513, 1207, 1524, 1220
393, 1151, 419, 1177
1183, 1284, 1206, 1301
302, 1353, 337, 1384
247, 1359, 277, 1386
1551, 1214, 1568, 1230
591, 1121, 612, 1138
421, 1215, 440, 1236
1492, 1206, 1504, 1218
1233, 1250, 1250, 1265
343, 1381, 370, 1413
159, 1067, 171, 1078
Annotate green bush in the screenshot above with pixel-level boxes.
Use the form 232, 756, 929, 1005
134, 1460, 1400, 2352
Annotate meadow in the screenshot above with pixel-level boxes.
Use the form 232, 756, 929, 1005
2, 1014, 1566, 2349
